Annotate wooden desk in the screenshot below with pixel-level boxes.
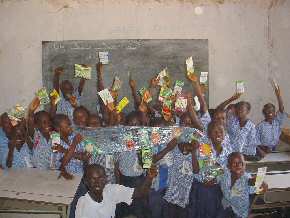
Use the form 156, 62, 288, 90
0, 168, 81, 218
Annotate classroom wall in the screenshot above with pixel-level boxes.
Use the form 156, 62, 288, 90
0, 0, 289, 124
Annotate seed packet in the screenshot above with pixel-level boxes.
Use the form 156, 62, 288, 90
112, 76, 122, 91
116, 97, 129, 113
36, 88, 50, 105
159, 87, 173, 102
173, 80, 184, 95
50, 89, 61, 105
200, 72, 208, 84
98, 88, 114, 105
98, 51, 109, 64
175, 96, 188, 113
151, 130, 161, 145
255, 167, 267, 194
156, 68, 170, 87
236, 80, 245, 94
142, 146, 153, 169
186, 56, 197, 81
123, 132, 136, 150
8, 104, 26, 124
50, 132, 60, 152
74, 64, 92, 80
199, 143, 212, 157
139, 87, 152, 103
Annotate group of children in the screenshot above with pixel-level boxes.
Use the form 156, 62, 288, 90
0, 61, 288, 218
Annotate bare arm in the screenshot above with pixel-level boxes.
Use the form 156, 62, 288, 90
187, 93, 203, 131
152, 138, 177, 163
53, 67, 63, 93
133, 168, 157, 199
78, 78, 86, 96
129, 78, 141, 110
274, 85, 284, 113
215, 93, 241, 111
191, 143, 199, 174
192, 81, 208, 115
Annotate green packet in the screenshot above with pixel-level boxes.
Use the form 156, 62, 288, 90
159, 87, 173, 102
50, 132, 60, 152
84, 138, 102, 157
173, 80, 184, 95
142, 146, 153, 169
36, 87, 50, 105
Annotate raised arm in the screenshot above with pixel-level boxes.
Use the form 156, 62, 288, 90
191, 141, 200, 174
59, 134, 83, 180
27, 97, 40, 138
191, 81, 208, 115
152, 138, 177, 163
133, 167, 157, 199
129, 77, 141, 110
215, 93, 241, 111
187, 92, 203, 131
53, 67, 63, 93
274, 84, 284, 113
78, 78, 86, 96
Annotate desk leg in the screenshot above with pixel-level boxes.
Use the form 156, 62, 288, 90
58, 205, 67, 218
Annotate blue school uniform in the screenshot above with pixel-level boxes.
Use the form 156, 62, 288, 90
32, 130, 52, 169
200, 111, 212, 133
2, 143, 32, 169
256, 112, 287, 150
0, 128, 9, 167
217, 169, 256, 218
57, 132, 85, 175
117, 150, 144, 177
188, 136, 232, 218
163, 147, 193, 208
57, 89, 81, 121
227, 114, 258, 155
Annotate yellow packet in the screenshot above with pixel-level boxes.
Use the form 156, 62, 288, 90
50, 89, 61, 105
116, 97, 129, 113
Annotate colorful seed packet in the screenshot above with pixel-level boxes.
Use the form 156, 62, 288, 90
112, 76, 122, 91
50, 89, 61, 105
142, 146, 153, 169
98, 88, 114, 105
199, 143, 212, 157
173, 80, 184, 95
156, 68, 170, 87
98, 51, 109, 64
50, 132, 60, 152
139, 87, 152, 103
36, 88, 50, 105
8, 104, 26, 124
175, 96, 188, 113
255, 167, 267, 194
74, 64, 92, 80
186, 56, 197, 81
236, 80, 245, 94
116, 97, 129, 113
159, 87, 173, 102
200, 72, 209, 84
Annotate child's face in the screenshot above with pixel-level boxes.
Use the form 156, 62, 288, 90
229, 154, 245, 178
263, 106, 275, 122
1, 114, 13, 136
127, 117, 140, 126
88, 116, 101, 128
73, 110, 89, 127
180, 115, 192, 127
37, 114, 52, 134
60, 81, 74, 99
208, 124, 225, 145
59, 118, 73, 138
178, 143, 193, 155
85, 167, 107, 197
11, 126, 25, 148
236, 105, 249, 120
213, 111, 226, 127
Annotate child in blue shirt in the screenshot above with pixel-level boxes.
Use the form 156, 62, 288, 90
0, 113, 13, 168
27, 97, 54, 169
217, 152, 268, 218
256, 83, 287, 156
189, 121, 233, 218
163, 128, 199, 218
227, 101, 259, 157
53, 67, 86, 121
4, 123, 32, 169
53, 114, 88, 180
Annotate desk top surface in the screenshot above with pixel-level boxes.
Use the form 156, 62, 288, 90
0, 168, 81, 205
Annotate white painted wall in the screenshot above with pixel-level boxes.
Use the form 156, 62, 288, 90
0, 0, 289, 124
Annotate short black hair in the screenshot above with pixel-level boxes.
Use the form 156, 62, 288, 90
125, 111, 141, 125
207, 121, 224, 135
34, 111, 50, 124
263, 103, 275, 113
53, 114, 69, 129
84, 164, 106, 179
228, 152, 244, 165
236, 101, 251, 111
